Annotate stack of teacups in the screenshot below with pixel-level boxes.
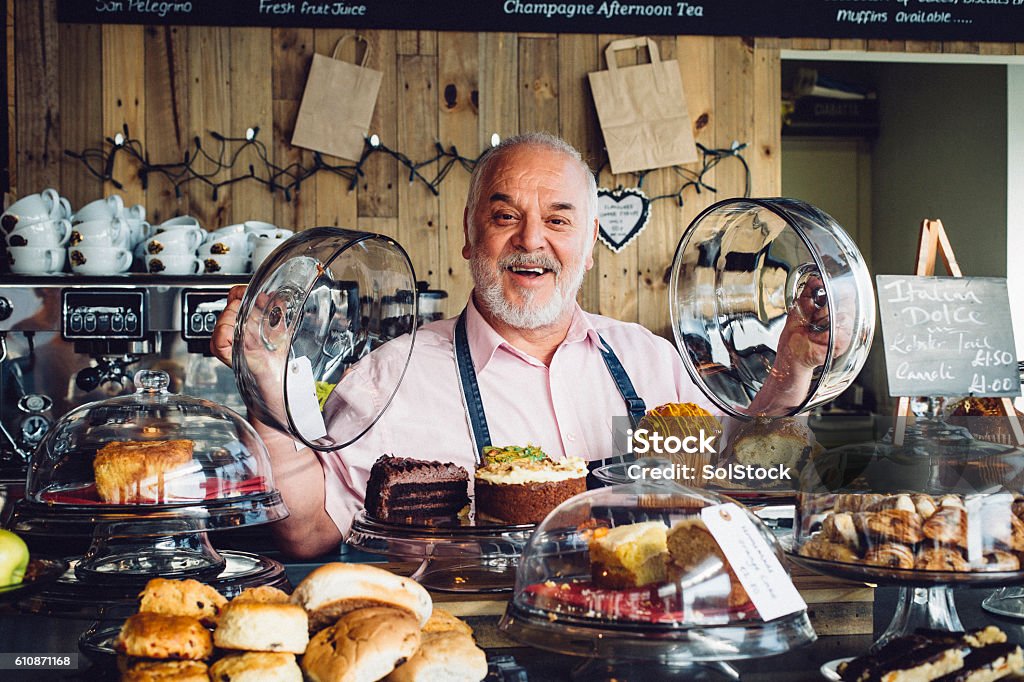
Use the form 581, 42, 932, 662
68, 194, 149, 275
2, 188, 72, 275
141, 216, 205, 274
245, 221, 294, 270
199, 223, 252, 274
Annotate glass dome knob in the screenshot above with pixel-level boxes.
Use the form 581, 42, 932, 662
134, 370, 170, 394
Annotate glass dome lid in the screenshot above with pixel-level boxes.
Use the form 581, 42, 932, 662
500, 480, 815, 662
12, 369, 287, 535
669, 198, 876, 418
793, 418, 1024, 583
233, 227, 418, 451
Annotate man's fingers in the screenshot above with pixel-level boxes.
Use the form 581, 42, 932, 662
210, 292, 245, 367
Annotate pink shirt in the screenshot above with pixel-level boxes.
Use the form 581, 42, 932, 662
317, 298, 713, 536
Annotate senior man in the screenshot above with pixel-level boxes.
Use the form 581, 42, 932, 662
213, 132, 712, 557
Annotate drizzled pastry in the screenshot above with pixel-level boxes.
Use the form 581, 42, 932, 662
864, 543, 915, 570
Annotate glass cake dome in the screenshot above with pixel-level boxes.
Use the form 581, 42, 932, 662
669, 198, 876, 418
11, 369, 287, 583
500, 479, 815, 674
233, 227, 418, 451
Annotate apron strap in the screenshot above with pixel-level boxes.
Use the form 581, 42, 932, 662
455, 309, 491, 462
596, 333, 647, 428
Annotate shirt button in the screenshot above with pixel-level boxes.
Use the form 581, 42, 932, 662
566, 433, 576, 442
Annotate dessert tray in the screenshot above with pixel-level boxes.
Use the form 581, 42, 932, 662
347, 511, 534, 593
0, 558, 68, 603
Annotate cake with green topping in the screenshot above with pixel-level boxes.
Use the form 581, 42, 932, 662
474, 444, 587, 525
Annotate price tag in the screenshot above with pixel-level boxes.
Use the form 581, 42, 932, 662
701, 502, 806, 622
286, 356, 328, 442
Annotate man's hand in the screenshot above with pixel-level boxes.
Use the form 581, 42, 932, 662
211, 285, 247, 367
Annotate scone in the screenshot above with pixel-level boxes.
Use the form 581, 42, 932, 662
301, 607, 422, 682
290, 563, 433, 631
115, 613, 213, 660
209, 652, 302, 682
231, 585, 290, 604
137, 577, 227, 627
422, 607, 474, 637
214, 601, 309, 653
386, 631, 487, 682
94, 439, 195, 503
120, 658, 209, 681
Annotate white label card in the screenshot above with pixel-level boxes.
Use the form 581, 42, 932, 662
286, 356, 328, 442
701, 502, 807, 622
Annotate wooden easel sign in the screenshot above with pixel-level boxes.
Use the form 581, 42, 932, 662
877, 219, 1023, 446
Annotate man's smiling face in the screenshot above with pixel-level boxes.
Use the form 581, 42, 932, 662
463, 144, 597, 330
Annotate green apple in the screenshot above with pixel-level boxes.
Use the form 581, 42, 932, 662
0, 529, 29, 587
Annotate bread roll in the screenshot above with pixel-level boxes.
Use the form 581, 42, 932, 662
301, 607, 421, 682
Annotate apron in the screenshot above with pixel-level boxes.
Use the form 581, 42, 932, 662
454, 308, 646, 486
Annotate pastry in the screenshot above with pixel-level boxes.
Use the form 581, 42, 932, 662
863, 543, 915, 570
231, 585, 291, 604
665, 518, 750, 608
588, 521, 669, 589
1010, 514, 1024, 552
137, 578, 227, 627
474, 445, 587, 525
923, 507, 968, 548
865, 494, 917, 515
301, 607, 421, 682
636, 403, 723, 483
913, 494, 939, 520
120, 659, 209, 681
915, 547, 969, 572
364, 455, 470, 523
114, 612, 213, 660
854, 509, 924, 545
821, 512, 861, 550
422, 607, 474, 637
209, 652, 302, 682
834, 494, 885, 513
798, 534, 860, 564
94, 439, 195, 503
290, 562, 433, 631
979, 550, 1020, 572
385, 630, 488, 682
213, 601, 309, 653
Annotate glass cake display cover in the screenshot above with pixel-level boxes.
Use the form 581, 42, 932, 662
792, 418, 1024, 584
10, 369, 287, 584
669, 198, 875, 418
500, 479, 815, 667
233, 227, 418, 451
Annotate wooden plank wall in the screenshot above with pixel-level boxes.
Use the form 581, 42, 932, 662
9, 0, 1023, 334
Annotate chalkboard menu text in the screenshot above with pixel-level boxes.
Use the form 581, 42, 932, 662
877, 275, 1021, 398
59, 1, 1024, 43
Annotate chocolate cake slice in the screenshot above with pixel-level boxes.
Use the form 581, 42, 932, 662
932, 643, 1024, 682
364, 455, 469, 523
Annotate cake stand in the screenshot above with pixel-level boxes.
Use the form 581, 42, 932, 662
347, 511, 534, 593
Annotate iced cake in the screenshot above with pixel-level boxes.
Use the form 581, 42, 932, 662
474, 445, 586, 525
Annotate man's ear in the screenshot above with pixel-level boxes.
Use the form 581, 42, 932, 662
462, 207, 472, 260
585, 217, 599, 271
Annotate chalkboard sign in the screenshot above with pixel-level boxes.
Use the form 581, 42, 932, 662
877, 275, 1021, 398
57, 1, 1024, 43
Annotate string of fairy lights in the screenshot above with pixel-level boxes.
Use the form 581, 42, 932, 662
64, 125, 750, 205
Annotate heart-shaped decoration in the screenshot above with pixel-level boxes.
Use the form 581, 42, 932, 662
597, 187, 651, 253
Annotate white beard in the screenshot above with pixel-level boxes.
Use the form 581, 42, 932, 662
470, 250, 586, 330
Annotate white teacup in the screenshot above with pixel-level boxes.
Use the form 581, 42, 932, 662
126, 218, 153, 246
200, 252, 250, 274
251, 239, 281, 270
155, 216, 201, 233
68, 217, 129, 248
2, 188, 70, 232
146, 254, 202, 275
72, 195, 134, 224
210, 223, 247, 237
144, 229, 204, 255
69, 246, 132, 275
243, 220, 278, 232
7, 246, 65, 274
6, 218, 71, 248
201, 231, 251, 257
246, 227, 294, 243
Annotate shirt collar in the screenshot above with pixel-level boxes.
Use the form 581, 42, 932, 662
464, 295, 601, 374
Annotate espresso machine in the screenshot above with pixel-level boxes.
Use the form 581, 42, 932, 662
0, 275, 249, 491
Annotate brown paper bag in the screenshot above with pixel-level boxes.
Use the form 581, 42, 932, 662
291, 35, 382, 161
588, 37, 699, 174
